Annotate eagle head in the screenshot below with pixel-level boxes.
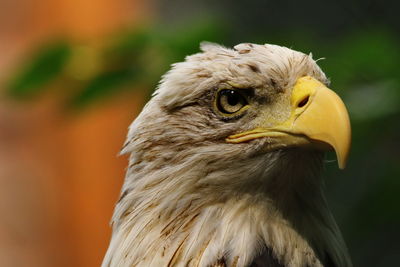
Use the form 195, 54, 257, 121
103, 43, 352, 267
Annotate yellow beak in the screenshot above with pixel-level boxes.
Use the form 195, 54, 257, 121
226, 76, 351, 169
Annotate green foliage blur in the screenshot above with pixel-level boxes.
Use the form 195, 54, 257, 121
7, 20, 225, 108
6, 1, 400, 265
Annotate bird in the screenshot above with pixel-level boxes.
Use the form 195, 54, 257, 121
102, 42, 352, 267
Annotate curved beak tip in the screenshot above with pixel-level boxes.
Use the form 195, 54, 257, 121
291, 76, 352, 170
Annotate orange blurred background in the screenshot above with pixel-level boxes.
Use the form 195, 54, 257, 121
0, 0, 150, 266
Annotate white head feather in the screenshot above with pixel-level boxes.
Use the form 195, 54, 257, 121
102, 43, 352, 267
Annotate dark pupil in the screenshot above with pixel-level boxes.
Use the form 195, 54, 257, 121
225, 90, 239, 106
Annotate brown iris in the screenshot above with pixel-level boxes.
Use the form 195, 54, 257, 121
216, 89, 248, 114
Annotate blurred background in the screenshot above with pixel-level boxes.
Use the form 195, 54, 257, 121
0, 0, 399, 266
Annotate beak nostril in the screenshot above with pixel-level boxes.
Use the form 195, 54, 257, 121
297, 95, 309, 108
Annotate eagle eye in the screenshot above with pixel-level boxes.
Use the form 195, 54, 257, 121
215, 89, 248, 115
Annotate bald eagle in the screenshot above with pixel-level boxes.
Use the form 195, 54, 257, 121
102, 43, 352, 267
